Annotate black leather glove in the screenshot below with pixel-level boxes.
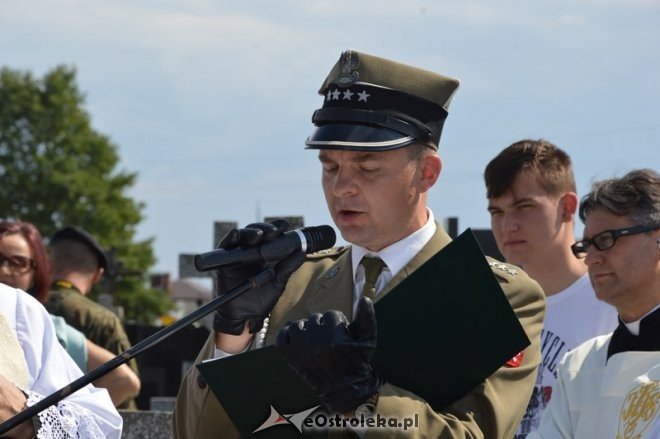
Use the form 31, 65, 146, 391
275, 297, 382, 413
213, 220, 305, 335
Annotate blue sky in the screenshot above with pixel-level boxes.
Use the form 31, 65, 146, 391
2, 0, 659, 278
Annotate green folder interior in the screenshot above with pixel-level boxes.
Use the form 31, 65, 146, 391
197, 229, 531, 437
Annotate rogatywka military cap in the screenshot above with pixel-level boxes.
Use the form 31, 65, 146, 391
51, 226, 108, 270
305, 50, 460, 151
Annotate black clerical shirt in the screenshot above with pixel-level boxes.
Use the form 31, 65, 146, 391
607, 306, 660, 360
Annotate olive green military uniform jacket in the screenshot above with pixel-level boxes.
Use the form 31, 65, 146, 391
46, 281, 139, 409
173, 226, 545, 438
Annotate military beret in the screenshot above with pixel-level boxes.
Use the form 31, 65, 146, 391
305, 50, 460, 151
51, 226, 108, 270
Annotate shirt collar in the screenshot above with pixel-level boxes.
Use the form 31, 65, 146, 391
52, 279, 82, 295
607, 303, 660, 360
622, 303, 660, 336
351, 209, 436, 280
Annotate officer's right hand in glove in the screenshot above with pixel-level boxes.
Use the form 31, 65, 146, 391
213, 220, 305, 336
275, 297, 382, 414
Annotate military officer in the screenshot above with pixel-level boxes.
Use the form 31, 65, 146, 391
173, 50, 545, 438
46, 226, 140, 409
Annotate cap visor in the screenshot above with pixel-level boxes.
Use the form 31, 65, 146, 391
305, 124, 415, 151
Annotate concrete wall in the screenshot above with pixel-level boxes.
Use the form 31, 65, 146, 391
119, 410, 172, 439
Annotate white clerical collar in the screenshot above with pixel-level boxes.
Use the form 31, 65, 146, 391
351, 208, 436, 280
623, 303, 660, 336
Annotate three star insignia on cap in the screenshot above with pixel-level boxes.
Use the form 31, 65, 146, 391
325, 88, 370, 102
488, 261, 518, 276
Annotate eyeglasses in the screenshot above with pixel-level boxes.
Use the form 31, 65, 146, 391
0, 252, 36, 274
571, 224, 660, 259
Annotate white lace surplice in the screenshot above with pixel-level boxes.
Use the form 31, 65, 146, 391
25, 391, 106, 438
1, 283, 122, 438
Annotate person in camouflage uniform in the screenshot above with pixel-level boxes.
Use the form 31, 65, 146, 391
46, 226, 140, 409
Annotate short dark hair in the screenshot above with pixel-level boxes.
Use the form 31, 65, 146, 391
579, 169, 660, 226
51, 239, 101, 275
407, 143, 435, 162
51, 226, 107, 270
484, 139, 576, 199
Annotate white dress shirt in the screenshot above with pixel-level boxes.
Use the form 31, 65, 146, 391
350, 209, 436, 316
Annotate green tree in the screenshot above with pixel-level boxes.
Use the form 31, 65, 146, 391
0, 65, 172, 324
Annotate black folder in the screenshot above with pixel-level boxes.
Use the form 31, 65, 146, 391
197, 229, 531, 437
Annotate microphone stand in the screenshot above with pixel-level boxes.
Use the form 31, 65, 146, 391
0, 269, 275, 436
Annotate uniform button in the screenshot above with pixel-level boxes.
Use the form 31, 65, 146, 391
196, 373, 207, 389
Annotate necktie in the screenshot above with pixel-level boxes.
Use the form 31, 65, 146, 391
360, 256, 386, 301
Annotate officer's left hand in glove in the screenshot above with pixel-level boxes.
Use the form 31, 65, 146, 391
275, 296, 382, 413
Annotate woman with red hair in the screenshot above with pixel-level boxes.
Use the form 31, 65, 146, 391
0, 221, 140, 407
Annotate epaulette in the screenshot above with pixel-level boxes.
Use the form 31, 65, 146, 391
486, 257, 520, 283
306, 245, 350, 259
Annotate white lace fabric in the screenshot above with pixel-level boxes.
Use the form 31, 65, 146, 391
25, 390, 105, 439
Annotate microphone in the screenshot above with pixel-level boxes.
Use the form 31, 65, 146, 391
194, 225, 337, 272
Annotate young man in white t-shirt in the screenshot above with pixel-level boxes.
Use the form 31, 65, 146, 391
484, 139, 618, 437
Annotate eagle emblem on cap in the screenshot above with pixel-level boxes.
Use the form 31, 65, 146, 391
336, 50, 360, 87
